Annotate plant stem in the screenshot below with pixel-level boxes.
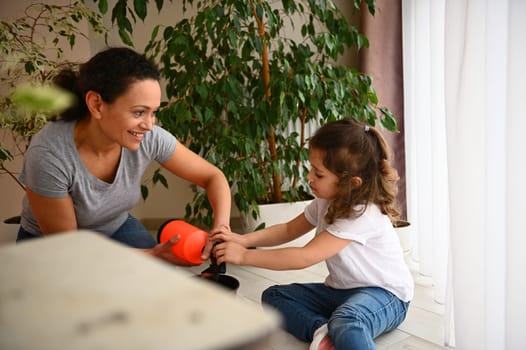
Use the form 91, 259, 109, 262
292, 107, 308, 189
0, 164, 26, 191
251, 0, 282, 203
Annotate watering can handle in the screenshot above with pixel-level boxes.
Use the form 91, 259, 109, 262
201, 242, 226, 278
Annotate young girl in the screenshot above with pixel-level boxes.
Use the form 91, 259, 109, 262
210, 118, 413, 350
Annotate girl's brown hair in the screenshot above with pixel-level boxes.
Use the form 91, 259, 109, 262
309, 117, 400, 224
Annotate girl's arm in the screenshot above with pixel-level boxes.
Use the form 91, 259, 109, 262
209, 212, 315, 249
214, 230, 351, 270
238, 213, 315, 248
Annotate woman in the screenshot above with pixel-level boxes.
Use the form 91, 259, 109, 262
17, 47, 231, 265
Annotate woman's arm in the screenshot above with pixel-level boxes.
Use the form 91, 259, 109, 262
161, 140, 231, 260
25, 188, 78, 234
161, 140, 232, 229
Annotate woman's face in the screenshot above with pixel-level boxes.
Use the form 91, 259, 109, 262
307, 148, 339, 199
98, 79, 161, 151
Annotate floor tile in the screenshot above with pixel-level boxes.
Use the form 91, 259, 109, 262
398, 305, 445, 347
380, 335, 449, 349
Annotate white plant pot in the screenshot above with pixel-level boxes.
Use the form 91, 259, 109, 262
394, 220, 412, 255
240, 199, 315, 248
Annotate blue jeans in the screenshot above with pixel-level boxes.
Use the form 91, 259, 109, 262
17, 214, 157, 249
109, 214, 157, 248
261, 283, 409, 350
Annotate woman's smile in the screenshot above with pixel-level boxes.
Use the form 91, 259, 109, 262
128, 130, 145, 141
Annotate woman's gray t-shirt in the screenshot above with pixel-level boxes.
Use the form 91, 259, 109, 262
19, 120, 176, 236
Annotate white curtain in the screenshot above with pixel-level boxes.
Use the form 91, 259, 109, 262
403, 0, 526, 348
402, 0, 449, 306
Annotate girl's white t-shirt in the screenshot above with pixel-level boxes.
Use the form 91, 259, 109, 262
304, 198, 414, 302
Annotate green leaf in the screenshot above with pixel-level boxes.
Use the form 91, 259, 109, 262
98, 0, 108, 14
118, 27, 134, 46
380, 107, 398, 132
150, 25, 160, 41
158, 174, 168, 188
141, 185, 149, 200
154, 0, 164, 12
0, 146, 13, 161
134, 0, 147, 21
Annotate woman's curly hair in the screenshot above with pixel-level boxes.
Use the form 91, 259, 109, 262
309, 117, 400, 224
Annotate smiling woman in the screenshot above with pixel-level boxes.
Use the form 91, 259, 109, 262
15, 47, 232, 266
79, 78, 161, 154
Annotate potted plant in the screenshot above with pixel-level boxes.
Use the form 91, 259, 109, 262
146, 0, 399, 229
0, 1, 107, 231
103, 0, 398, 230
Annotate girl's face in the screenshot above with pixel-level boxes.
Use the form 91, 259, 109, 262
98, 79, 161, 151
307, 148, 339, 199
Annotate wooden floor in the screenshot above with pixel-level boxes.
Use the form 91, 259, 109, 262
179, 255, 449, 350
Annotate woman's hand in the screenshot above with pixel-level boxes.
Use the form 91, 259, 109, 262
145, 235, 199, 266
200, 224, 236, 260
209, 225, 246, 246
208, 226, 249, 265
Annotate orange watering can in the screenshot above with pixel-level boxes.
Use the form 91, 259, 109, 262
158, 219, 239, 292
157, 219, 208, 264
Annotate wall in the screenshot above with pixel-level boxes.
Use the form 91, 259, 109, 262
359, 0, 407, 219
0, 0, 93, 222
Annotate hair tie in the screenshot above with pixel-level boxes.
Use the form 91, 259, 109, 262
364, 125, 370, 132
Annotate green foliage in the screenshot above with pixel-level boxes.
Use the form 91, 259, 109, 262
11, 84, 76, 114
150, 0, 396, 225
92, 0, 165, 46
140, 167, 169, 201
0, 2, 107, 87
105, 0, 397, 227
0, 1, 107, 191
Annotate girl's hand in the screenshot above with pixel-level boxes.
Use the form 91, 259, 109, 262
213, 241, 247, 265
146, 235, 197, 266
200, 224, 232, 260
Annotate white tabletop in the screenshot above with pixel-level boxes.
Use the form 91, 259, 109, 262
0, 231, 280, 350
